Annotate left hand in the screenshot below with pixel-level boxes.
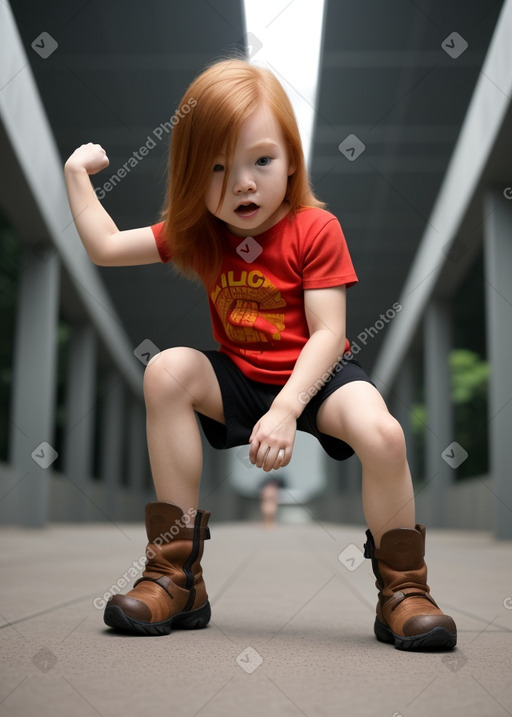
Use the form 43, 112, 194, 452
249, 407, 296, 472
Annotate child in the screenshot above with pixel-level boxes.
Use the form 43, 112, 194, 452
260, 475, 287, 528
65, 59, 456, 650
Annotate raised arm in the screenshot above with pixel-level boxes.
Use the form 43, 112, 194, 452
64, 143, 162, 266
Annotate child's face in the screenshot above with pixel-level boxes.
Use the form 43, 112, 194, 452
204, 103, 295, 237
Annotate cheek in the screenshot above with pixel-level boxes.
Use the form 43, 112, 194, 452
275, 162, 290, 186
275, 169, 289, 191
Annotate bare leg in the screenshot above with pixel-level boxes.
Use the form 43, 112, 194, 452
317, 381, 415, 548
143, 347, 224, 514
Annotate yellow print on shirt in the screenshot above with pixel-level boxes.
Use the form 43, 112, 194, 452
210, 270, 286, 345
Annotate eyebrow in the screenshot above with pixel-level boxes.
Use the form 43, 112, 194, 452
247, 140, 280, 151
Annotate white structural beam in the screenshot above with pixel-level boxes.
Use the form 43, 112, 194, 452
0, 1, 143, 398
372, 0, 512, 392
484, 192, 512, 540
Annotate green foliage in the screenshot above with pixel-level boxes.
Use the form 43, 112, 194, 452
412, 349, 489, 479
450, 349, 490, 403
411, 403, 427, 434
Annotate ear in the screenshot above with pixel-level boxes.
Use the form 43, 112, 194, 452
287, 159, 296, 176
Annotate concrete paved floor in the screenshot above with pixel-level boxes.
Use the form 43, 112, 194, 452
0, 520, 511, 717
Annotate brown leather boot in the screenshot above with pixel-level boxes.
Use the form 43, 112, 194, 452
364, 524, 457, 650
104, 501, 211, 636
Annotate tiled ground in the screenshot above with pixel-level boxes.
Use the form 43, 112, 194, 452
1, 521, 511, 717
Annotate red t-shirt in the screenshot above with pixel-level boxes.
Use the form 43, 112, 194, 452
151, 207, 357, 385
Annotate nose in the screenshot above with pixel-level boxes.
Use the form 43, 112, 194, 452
232, 169, 256, 194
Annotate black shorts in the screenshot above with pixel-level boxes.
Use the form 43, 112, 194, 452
196, 350, 375, 461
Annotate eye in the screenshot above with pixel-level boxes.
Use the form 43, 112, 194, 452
256, 156, 271, 167
213, 164, 224, 172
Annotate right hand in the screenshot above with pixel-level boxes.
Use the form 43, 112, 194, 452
65, 143, 110, 176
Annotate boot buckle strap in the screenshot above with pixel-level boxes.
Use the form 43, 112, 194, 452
388, 590, 438, 612
363, 532, 376, 559
133, 575, 175, 600
363, 535, 383, 560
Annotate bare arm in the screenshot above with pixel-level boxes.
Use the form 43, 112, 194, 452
271, 285, 347, 418
249, 286, 347, 470
64, 143, 162, 266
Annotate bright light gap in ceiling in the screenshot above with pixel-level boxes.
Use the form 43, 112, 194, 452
242, 0, 326, 170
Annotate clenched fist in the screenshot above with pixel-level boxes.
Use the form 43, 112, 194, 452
65, 143, 110, 175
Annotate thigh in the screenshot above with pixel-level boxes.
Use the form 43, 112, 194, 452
145, 347, 225, 424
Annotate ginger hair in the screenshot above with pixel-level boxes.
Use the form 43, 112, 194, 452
159, 59, 324, 285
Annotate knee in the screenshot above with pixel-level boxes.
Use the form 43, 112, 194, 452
143, 347, 194, 408
362, 414, 406, 466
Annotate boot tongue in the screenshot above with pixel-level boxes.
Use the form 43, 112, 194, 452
145, 502, 184, 542
379, 529, 424, 571
148, 513, 167, 541
396, 538, 417, 554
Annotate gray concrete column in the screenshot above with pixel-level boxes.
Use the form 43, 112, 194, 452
63, 324, 97, 521
205, 444, 239, 520
99, 370, 125, 520
318, 456, 344, 524
484, 191, 512, 540
340, 455, 364, 526
127, 400, 147, 494
424, 301, 454, 527
390, 356, 418, 480
8, 246, 60, 527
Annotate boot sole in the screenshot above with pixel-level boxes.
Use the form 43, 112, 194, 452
374, 617, 457, 651
103, 600, 211, 636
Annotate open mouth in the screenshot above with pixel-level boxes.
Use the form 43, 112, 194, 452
235, 202, 259, 217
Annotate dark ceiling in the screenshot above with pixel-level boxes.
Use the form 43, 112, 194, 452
10, 0, 505, 371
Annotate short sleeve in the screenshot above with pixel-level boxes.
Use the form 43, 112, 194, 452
151, 222, 172, 264
302, 216, 358, 289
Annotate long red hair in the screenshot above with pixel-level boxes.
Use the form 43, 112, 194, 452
160, 59, 324, 285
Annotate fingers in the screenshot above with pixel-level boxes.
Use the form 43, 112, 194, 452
248, 411, 296, 471
82, 141, 107, 155
67, 143, 109, 175
250, 442, 290, 471
85, 143, 109, 174
248, 431, 259, 464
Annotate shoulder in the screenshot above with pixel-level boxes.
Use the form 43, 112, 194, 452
292, 209, 357, 287
287, 207, 345, 251
290, 207, 343, 238
294, 206, 339, 226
